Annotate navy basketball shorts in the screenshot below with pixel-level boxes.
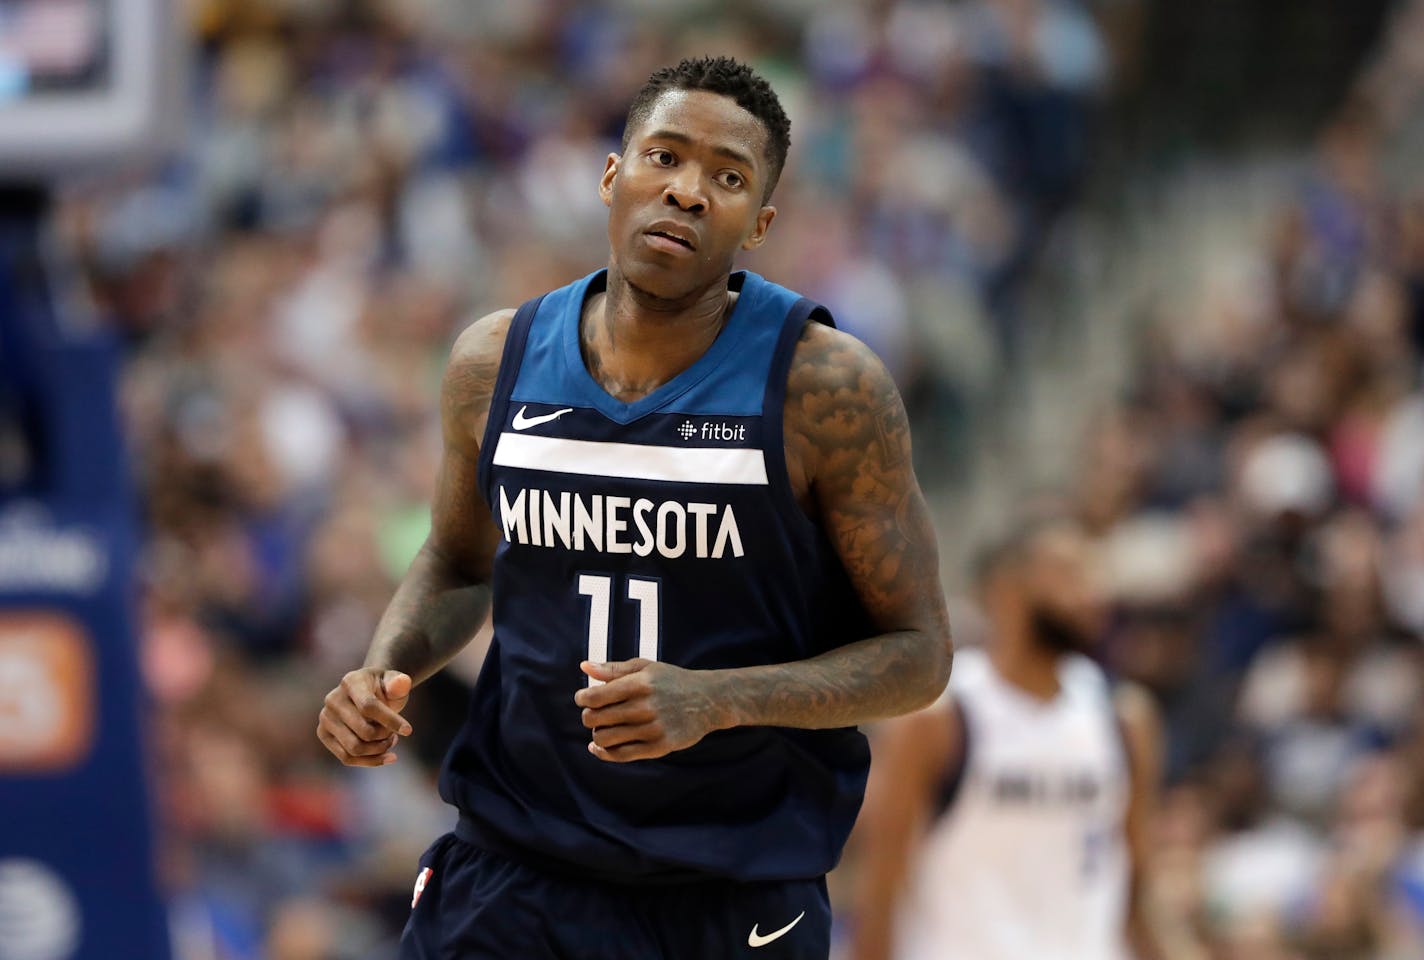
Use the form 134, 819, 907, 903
399, 832, 831, 959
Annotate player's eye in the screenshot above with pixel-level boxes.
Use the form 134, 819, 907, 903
719, 171, 744, 189
650, 149, 675, 166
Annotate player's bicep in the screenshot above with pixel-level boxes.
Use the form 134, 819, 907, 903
1115, 683, 1166, 955
790, 328, 950, 640
426, 445, 500, 580
862, 704, 953, 835
848, 705, 955, 960
426, 309, 514, 580
1115, 684, 1163, 870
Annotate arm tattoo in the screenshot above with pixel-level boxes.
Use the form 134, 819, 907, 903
713, 630, 939, 730
789, 323, 937, 608
874, 403, 908, 471
711, 324, 952, 730
363, 310, 512, 684
439, 311, 511, 457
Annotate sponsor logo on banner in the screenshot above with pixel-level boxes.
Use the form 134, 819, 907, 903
0, 613, 95, 773
0, 505, 108, 595
0, 858, 82, 960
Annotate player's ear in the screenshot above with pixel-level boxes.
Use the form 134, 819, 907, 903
600, 154, 620, 208
741, 205, 776, 251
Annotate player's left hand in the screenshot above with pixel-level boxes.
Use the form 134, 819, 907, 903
574, 659, 725, 762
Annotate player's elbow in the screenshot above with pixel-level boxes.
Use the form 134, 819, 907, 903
928, 630, 954, 700
907, 627, 953, 711
422, 536, 489, 586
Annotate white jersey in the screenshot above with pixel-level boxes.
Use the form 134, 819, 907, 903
895, 647, 1131, 960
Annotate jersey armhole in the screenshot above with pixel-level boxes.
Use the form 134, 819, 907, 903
932, 698, 972, 818
761, 297, 835, 532
476, 295, 545, 505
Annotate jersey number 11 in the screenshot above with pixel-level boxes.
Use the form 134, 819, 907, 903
577, 574, 660, 685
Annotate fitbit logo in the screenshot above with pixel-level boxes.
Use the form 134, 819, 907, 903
677, 420, 748, 442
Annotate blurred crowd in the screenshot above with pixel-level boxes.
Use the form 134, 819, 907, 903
1059, 3, 1424, 957
35, 1, 1123, 957
36, 0, 1424, 956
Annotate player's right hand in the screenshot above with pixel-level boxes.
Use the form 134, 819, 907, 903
317, 669, 413, 767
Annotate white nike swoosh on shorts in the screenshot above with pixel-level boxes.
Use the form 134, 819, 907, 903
748, 910, 805, 947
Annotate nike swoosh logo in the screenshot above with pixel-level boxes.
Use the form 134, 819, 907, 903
511, 405, 574, 431
748, 910, 805, 948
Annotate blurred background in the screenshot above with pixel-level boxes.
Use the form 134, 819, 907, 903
4, 0, 1424, 957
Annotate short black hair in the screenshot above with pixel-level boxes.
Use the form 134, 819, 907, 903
622, 56, 791, 201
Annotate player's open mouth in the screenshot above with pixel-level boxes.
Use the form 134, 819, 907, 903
648, 231, 692, 248
643, 222, 697, 252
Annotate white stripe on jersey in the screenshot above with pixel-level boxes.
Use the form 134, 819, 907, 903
492, 433, 769, 485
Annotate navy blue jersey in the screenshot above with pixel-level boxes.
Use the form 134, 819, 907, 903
440, 268, 872, 884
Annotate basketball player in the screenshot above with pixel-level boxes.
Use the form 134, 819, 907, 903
316, 57, 952, 959
848, 518, 1164, 960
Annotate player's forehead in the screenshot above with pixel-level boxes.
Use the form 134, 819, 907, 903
630, 89, 769, 170
1025, 523, 1090, 572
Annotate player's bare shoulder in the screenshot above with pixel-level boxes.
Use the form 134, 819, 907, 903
442, 308, 517, 455
782, 320, 913, 506
1113, 680, 1163, 774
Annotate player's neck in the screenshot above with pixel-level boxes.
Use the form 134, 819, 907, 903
582, 267, 736, 402
988, 618, 1062, 701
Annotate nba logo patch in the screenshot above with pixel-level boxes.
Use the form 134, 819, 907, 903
411, 866, 433, 909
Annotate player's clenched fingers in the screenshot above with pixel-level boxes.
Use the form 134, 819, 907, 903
323, 693, 385, 740
581, 702, 655, 729
323, 714, 397, 758
344, 729, 397, 758
573, 683, 619, 709
579, 659, 653, 684
343, 686, 411, 736
573, 673, 648, 709
590, 723, 661, 748
318, 725, 396, 767
588, 739, 667, 763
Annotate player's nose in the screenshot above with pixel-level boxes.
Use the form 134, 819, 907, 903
662, 170, 707, 214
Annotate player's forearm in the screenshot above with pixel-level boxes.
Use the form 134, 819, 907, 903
364, 540, 490, 685
848, 855, 908, 960
709, 629, 951, 730
848, 910, 896, 960
1126, 880, 1167, 960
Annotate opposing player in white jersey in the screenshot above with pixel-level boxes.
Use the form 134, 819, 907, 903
849, 517, 1165, 960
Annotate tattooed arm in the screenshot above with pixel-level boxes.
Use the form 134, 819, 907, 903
577, 324, 952, 759
711, 323, 953, 727
317, 309, 511, 767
